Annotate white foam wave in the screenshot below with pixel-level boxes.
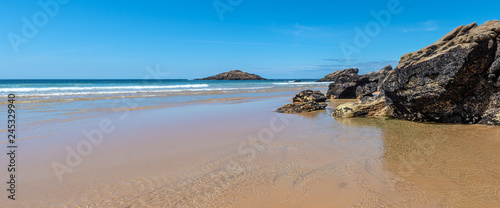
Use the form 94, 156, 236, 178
1, 86, 274, 97
0, 84, 210, 93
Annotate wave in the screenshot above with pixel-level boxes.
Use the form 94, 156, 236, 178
0, 84, 210, 92
1, 86, 274, 97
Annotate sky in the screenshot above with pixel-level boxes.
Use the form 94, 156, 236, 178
0, 0, 499, 79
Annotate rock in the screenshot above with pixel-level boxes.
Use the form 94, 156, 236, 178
478, 108, 500, 125
276, 101, 328, 114
197, 70, 266, 80
326, 65, 393, 99
317, 68, 359, 82
293, 80, 302, 82
326, 81, 357, 99
488, 92, 500, 109
292, 90, 327, 103
331, 96, 393, 118
277, 90, 328, 113
478, 92, 500, 125
383, 20, 500, 124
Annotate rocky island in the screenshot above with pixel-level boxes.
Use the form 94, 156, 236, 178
197, 70, 266, 80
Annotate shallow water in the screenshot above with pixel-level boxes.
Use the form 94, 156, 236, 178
1, 96, 499, 207
0, 79, 329, 144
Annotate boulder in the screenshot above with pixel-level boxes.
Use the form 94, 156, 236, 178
331, 96, 393, 118
326, 65, 393, 99
197, 70, 266, 80
382, 20, 500, 124
356, 65, 393, 96
277, 90, 328, 114
316, 68, 359, 82
276, 101, 328, 114
293, 90, 327, 103
326, 82, 358, 99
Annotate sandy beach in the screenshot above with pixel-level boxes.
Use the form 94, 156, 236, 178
2, 93, 500, 207
3, 1, 500, 207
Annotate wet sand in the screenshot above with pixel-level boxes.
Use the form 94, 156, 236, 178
1, 97, 500, 207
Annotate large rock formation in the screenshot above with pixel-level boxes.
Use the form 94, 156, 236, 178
277, 90, 328, 113
383, 20, 500, 125
325, 65, 393, 99
197, 70, 266, 80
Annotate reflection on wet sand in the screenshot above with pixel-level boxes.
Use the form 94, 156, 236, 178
58, 106, 500, 207
3, 97, 500, 207
337, 117, 500, 207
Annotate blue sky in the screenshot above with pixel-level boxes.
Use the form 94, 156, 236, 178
0, 0, 499, 79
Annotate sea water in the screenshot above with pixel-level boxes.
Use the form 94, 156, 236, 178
0, 79, 330, 142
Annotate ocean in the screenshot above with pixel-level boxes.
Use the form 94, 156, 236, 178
0, 79, 328, 98
0, 79, 330, 142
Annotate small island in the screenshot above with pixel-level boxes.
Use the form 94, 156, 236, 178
196, 70, 266, 80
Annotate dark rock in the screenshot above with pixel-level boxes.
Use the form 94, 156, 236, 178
382, 20, 500, 124
293, 90, 327, 103
276, 101, 328, 114
277, 90, 328, 113
317, 68, 359, 82
331, 96, 393, 118
293, 80, 302, 82
326, 82, 358, 99
325, 65, 393, 99
197, 70, 266, 80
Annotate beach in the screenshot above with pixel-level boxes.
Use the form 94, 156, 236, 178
1, 80, 500, 207
3, 1, 500, 207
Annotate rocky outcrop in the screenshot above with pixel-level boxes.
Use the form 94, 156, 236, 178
292, 90, 327, 103
317, 68, 359, 82
197, 70, 266, 80
325, 65, 393, 99
277, 90, 328, 113
355, 65, 393, 97
276, 101, 328, 114
331, 96, 393, 118
383, 20, 500, 125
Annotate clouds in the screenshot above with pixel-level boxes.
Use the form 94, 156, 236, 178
419, 20, 439, 31
403, 20, 439, 33
323, 58, 358, 62
298, 60, 399, 72
289, 23, 318, 37
271, 23, 339, 39
176, 39, 279, 46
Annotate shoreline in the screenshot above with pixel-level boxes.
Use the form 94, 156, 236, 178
1, 94, 500, 207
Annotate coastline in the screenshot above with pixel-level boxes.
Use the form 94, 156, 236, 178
3, 1, 500, 207
0, 80, 328, 144
2, 93, 500, 207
